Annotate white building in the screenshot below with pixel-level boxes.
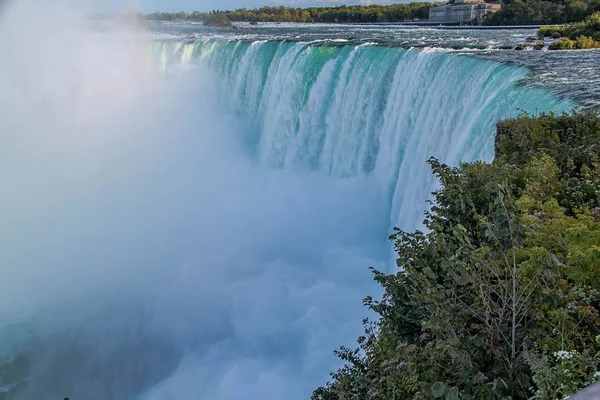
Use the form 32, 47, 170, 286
429, 0, 502, 24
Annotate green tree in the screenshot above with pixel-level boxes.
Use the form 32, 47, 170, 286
314, 112, 600, 400
566, 0, 590, 21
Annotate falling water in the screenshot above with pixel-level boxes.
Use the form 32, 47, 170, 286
0, 6, 575, 398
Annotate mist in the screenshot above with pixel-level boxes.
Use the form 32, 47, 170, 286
0, 1, 390, 399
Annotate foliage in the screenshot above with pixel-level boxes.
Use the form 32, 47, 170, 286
314, 112, 600, 400
527, 326, 600, 398
146, 11, 198, 21
202, 12, 232, 27
144, 2, 599, 26
486, 0, 599, 26
146, 4, 439, 24
140, 1, 599, 26
495, 112, 600, 212
548, 37, 577, 49
539, 12, 600, 46
575, 34, 600, 47
547, 35, 600, 49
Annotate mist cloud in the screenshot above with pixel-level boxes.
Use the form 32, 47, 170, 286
0, 1, 386, 398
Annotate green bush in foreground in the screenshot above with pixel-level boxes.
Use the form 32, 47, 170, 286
314, 112, 600, 400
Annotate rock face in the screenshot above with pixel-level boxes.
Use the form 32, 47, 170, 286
203, 13, 232, 28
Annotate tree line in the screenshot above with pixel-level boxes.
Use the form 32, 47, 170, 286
133, 0, 600, 26
485, 0, 600, 25
146, 4, 437, 24
144, 1, 600, 26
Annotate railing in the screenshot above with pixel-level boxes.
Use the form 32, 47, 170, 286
570, 382, 600, 399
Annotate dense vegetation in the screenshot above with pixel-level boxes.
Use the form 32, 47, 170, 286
314, 112, 600, 400
538, 12, 600, 49
144, 0, 600, 26
147, 4, 439, 24
202, 12, 233, 27
484, 0, 600, 25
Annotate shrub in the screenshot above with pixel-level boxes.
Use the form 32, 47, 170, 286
539, 12, 600, 43
314, 112, 600, 400
575, 35, 600, 48
539, 25, 567, 39
549, 37, 576, 49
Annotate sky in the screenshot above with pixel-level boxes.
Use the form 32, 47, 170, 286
84, 0, 403, 13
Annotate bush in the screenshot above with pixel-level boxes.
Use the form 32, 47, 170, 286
539, 26, 568, 39
539, 12, 600, 43
549, 37, 576, 49
575, 34, 600, 48
314, 112, 600, 400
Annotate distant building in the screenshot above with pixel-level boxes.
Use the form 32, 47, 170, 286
429, 0, 502, 24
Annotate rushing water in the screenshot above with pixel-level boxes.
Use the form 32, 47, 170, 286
153, 38, 573, 231
0, 12, 595, 400
147, 21, 600, 109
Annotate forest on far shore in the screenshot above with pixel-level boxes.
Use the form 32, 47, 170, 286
138, 0, 600, 26
145, 4, 435, 24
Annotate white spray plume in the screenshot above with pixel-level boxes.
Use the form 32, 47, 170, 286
0, 1, 385, 399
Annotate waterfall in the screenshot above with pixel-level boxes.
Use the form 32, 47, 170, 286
0, 16, 574, 397
155, 39, 573, 232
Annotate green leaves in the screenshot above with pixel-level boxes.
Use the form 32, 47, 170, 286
454, 273, 471, 286
431, 382, 447, 398
444, 387, 460, 400
423, 267, 437, 280
314, 112, 600, 400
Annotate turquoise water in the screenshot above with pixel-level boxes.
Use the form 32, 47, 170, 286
154, 39, 573, 231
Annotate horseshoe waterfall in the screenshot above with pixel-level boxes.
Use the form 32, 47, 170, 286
0, 15, 575, 400
156, 40, 571, 231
